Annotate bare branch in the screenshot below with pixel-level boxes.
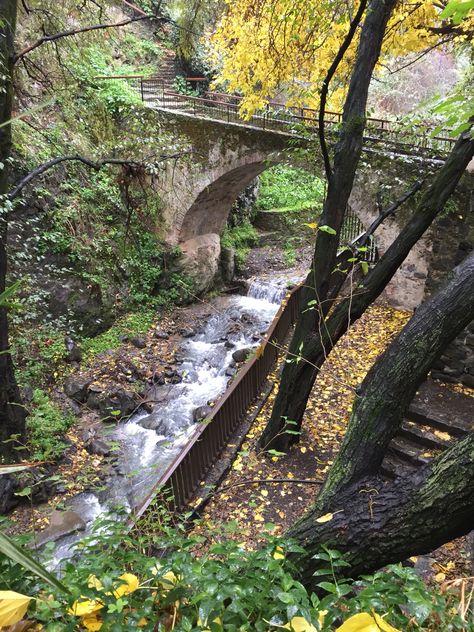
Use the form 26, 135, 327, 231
318, 0, 368, 180
13, 14, 154, 63
8, 151, 194, 201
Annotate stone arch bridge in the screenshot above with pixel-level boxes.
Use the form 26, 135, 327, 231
138, 103, 468, 312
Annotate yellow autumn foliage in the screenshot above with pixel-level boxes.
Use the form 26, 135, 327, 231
210, 0, 466, 118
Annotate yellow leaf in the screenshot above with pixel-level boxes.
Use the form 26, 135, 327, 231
315, 512, 333, 523
81, 612, 103, 631
159, 571, 179, 590
435, 572, 446, 583
255, 344, 265, 359
372, 612, 402, 632
69, 599, 104, 617
87, 575, 103, 591
273, 546, 284, 560
318, 610, 328, 627
138, 617, 148, 627
112, 573, 140, 598
261, 489, 269, 497
335, 613, 379, 632
0, 590, 32, 627
304, 222, 318, 230
283, 615, 318, 631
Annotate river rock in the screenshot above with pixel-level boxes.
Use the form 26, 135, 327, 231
224, 340, 235, 349
179, 328, 195, 338
64, 335, 82, 363
232, 347, 252, 363
193, 405, 213, 422
34, 510, 87, 548
97, 388, 138, 421
178, 233, 221, 294
138, 415, 167, 432
225, 367, 236, 377
130, 336, 146, 349
86, 437, 111, 457
154, 330, 169, 340
64, 375, 92, 403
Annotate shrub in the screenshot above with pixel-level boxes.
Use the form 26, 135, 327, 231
26, 389, 74, 461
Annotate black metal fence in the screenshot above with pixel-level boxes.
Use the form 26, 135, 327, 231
135, 283, 304, 517
93, 75, 456, 157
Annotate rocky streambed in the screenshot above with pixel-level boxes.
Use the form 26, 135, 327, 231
38, 277, 293, 567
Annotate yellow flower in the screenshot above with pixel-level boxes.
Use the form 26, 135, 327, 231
87, 575, 104, 591
335, 612, 402, 632
81, 612, 103, 631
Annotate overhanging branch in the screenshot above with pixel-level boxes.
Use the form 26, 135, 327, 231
8, 151, 193, 201
318, 0, 368, 180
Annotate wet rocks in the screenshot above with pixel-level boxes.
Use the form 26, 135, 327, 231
97, 388, 138, 421
232, 347, 252, 363
0, 475, 18, 513
179, 328, 195, 338
192, 405, 213, 423
34, 510, 87, 548
64, 336, 82, 363
64, 376, 92, 403
154, 330, 170, 340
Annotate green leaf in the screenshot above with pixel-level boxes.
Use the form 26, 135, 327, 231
318, 225, 337, 235
0, 530, 68, 593
360, 261, 369, 275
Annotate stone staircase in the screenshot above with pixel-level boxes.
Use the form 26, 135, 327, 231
158, 50, 178, 90
381, 379, 472, 479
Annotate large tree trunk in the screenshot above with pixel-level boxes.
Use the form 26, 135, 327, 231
285, 253, 474, 586
0, 0, 25, 459
317, 250, 474, 504
259, 0, 397, 452
260, 123, 474, 452
289, 431, 474, 589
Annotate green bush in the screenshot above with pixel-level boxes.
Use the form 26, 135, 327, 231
26, 389, 74, 461
257, 165, 325, 212
3, 511, 470, 631
221, 220, 259, 269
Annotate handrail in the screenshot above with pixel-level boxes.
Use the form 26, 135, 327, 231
93, 76, 455, 160
134, 282, 305, 517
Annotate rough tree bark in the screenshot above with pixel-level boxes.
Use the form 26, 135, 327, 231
260, 123, 474, 452
0, 0, 26, 459
259, 0, 398, 451
290, 431, 474, 589
285, 253, 474, 586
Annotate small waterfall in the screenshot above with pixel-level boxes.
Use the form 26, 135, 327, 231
247, 278, 289, 304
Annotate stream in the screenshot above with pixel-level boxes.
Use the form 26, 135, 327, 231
47, 277, 291, 567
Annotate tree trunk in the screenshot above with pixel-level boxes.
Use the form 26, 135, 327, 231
259, 0, 398, 452
289, 431, 474, 590
260, 123, 474, 452
317, 250, 474, 504
0, 0, 25, 459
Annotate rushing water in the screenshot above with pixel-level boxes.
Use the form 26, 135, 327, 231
48, 277, 291, 567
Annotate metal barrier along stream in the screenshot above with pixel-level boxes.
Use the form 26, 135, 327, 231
134, 283, 304, 518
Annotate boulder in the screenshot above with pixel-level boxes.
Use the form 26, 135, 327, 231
178, 233, 221, 294
130, 336, 147, 349
192, 405, 213, 423
0, 475, 19, 513
64, 336, 82, 363
154, 330, 169, 340
34, 510, 86, 548
64, 375, 92, 403
232, 347, 252, 363
97, 388, 138, 421
86, 437, 112, 457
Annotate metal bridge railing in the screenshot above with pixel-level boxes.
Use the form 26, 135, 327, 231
93, 75, 456, 157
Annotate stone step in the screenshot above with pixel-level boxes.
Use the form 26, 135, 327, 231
381, 451, 419, 480
399, 421, 453, 451
387, 436, 437, 468
408, 407, 470, 438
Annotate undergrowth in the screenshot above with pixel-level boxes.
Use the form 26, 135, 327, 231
1, 508, 471, 631
257, 165, 325, 212
221, 220, 259, 270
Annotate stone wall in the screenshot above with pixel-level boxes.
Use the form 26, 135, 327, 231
424, 190, 474, 387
